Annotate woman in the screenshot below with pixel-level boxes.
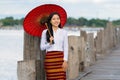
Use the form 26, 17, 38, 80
40, 12, 68, 80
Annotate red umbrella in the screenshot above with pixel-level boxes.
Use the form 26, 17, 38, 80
23, 4, 67, 37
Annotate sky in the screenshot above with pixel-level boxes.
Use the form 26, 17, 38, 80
0, 0, 120, 20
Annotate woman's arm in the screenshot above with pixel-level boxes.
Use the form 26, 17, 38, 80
63, 31, 68, 61
62, 31, 68, 71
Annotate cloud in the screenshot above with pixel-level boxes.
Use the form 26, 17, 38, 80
0, 1, 37, 13
0, 0, 120, 20
93, 0, 105, 4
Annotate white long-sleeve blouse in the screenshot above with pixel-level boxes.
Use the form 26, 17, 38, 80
40, 28, 68, 61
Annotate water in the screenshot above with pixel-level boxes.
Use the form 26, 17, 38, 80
0, 30, 23, 80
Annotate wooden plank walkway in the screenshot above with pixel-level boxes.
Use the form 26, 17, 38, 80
80, 45, 120, 80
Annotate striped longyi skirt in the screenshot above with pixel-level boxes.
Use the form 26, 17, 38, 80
44, 51, 66, 80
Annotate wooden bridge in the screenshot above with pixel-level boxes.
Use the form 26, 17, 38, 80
79, 45, 120, 80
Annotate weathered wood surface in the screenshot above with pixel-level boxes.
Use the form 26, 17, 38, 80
17, 60, 36, 80
85, 33, 95, 67
17, 32, 46, 80
81, 31, 95, 67
23, 32, 41, 60
68, 36, 80, 80
79, 37, 86, 72
81, 45, 120, 80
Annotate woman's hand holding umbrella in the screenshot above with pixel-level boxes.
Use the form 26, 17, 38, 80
49, 36, 54, 45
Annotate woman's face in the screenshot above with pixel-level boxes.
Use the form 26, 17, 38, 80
50, 14, 60, 27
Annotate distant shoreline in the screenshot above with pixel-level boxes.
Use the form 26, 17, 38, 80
0, 25, 23, 30
0, 25, 104, 31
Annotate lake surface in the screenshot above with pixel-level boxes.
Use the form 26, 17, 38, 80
0, 30, 23, 80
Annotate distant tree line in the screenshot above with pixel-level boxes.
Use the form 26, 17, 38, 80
0, 16, 120, 27
66, 17, 120, 27
0, 17, 24, 26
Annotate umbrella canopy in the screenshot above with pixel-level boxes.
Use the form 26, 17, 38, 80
23, 4, 67, 37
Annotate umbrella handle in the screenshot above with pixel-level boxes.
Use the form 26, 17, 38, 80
45, 23, 55, 44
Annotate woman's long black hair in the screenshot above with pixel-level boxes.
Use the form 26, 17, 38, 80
46, 12, 61, 43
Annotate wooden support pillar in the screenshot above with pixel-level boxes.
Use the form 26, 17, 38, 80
85, 33, 95, 66
79, 36, 85, 72
68, 36, 80, 80
95, 30, 106, 59
95, 30, 102, 54
81, 31, 95, 67
17, 32, 45, 80
17, 60, 37, 80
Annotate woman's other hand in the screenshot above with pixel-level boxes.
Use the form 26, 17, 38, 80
62, 60, 68, 71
